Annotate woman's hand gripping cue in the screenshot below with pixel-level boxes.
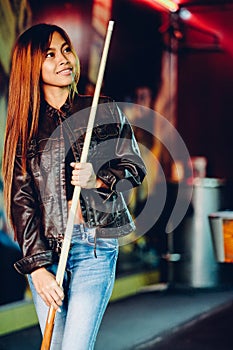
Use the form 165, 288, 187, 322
70, 162, 103, 189
31, 268, 64, 312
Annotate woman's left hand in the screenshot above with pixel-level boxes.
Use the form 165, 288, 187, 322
70, 162, 98, 189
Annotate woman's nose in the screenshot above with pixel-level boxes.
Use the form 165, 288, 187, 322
58, 52, 69, 64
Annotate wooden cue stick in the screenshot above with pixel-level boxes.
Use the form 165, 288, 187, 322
40, 20, 114, 350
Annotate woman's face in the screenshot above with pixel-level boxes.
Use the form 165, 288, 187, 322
41, 31, 77, 91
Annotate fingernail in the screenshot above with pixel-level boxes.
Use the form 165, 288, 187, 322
57, 307, 62, 313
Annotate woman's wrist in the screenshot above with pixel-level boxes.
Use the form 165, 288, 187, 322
31, 267, 46, 277
95, 177, 109, 189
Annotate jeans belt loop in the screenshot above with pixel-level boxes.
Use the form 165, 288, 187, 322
48, 235, 73, 255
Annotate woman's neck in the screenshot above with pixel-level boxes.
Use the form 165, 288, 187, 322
43, 87, 69, 110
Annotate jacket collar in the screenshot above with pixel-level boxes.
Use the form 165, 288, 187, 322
42, 97, 72, 120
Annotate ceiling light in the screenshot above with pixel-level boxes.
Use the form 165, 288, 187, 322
179, 8, 191, 20
153, 0, 179, 13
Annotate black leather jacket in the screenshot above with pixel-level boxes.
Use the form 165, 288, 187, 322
11, 94, 146, 275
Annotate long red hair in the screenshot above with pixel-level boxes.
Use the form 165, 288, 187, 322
2, 23, 80, 225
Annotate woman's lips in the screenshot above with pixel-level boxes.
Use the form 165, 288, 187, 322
57, 68, 72, 75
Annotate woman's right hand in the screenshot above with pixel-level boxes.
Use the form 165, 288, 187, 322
31, 267, 64, 311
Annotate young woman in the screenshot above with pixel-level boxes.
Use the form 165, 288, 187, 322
2, 23, 146, 349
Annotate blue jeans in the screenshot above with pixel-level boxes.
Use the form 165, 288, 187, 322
28, 225, 118, 350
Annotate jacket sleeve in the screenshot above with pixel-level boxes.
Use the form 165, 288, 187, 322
11, 155, 53, 275
96, 100, 147, 194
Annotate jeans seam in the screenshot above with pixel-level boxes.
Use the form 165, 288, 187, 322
89, 249, 118, 348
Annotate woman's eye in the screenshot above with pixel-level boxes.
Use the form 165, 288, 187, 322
45, 51, 54, 58
64, 46, 72, 53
